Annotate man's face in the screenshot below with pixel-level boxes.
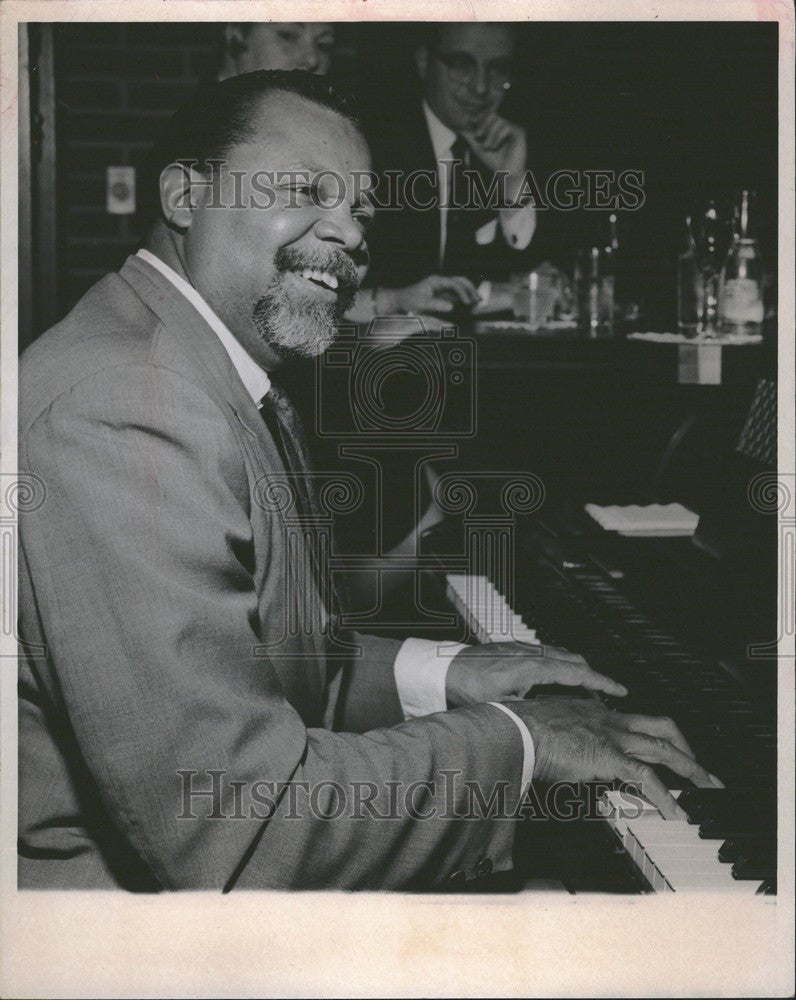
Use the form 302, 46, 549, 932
417, 24, 514, 133
182, 91, 373, 366
240, 23, 335, 75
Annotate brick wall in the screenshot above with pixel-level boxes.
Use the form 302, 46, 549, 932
53, 22, 358, 319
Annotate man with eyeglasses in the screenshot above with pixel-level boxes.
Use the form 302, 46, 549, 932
356, 22, 538, 319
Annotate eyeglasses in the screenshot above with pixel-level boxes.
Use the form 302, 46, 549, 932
430, 47, 512, 92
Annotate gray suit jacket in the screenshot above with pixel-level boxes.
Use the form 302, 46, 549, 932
17, 255, 523, 890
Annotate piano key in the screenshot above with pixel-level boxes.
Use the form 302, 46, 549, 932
718, 837, 776, 864
598, 790, 765, 893
699, 816, 774, 840
643, 844, 727, 873
678, 788, 776, 819
732, 858, 777, 881
667, 871, 761, 892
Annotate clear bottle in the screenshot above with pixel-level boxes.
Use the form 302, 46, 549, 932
605, 213, 621, 323
677, 214, 702, 336
698, 201, 723, 336
575, 246, 614, 337
719, 189, 764, 336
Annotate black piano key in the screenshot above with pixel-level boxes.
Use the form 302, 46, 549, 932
718, 837, 777, 864
678, 788, 776, 820
689, 802, 776, 827
732, 857, 777, 881
699, 816, 774, 840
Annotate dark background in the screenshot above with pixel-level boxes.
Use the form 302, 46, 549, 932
48, 20, 778, 332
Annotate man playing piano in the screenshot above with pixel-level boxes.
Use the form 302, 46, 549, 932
18, 70, 720, 891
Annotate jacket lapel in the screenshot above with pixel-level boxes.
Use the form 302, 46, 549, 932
117, 255, 327, 722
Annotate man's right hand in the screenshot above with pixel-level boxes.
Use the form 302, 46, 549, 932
377, 275, 481, 316
507, 697, 724, 820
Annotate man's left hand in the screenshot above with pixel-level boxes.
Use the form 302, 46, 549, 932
446, 641, 627, 708
462, 114, 527, 180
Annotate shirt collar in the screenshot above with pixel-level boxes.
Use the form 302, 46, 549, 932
422, 99, 459, 162
136, 248, 271, 405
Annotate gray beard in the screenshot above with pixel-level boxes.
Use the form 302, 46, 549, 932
253, 297, 337, 359
252, 277, 354, 360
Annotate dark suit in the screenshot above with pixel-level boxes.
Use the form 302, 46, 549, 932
17, 254, 525, 890
363, 99, 546, 289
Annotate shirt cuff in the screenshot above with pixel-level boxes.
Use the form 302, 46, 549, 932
474, 217, 498, 246
499, 202, 537, 251
393, 638, 468, 719
488, 702, 535, 798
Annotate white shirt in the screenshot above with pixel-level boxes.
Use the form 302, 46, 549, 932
136, 249, 534, 794
421, 100, 536, 270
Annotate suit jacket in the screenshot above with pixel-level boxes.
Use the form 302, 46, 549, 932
17, 254, 524, 890
363, 99, 545, 289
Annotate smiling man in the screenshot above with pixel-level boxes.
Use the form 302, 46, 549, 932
360, 23, 539, 318
17, 71, 717, 891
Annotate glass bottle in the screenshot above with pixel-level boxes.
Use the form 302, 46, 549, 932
576, 246, 614, 337
697, 201, 723, 337
719, 189, 764, 336
677, 214, 702, 336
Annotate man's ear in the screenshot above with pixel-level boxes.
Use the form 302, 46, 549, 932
158, 162, 200, 229
415, 45, 429, 81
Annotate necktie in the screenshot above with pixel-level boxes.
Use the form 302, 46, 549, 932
443, 136, 495, 280
259, 382, 341, 628
259, 381, 318, 524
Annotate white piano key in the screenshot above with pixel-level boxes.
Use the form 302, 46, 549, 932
629, 815, 694, 846
446, 572, 538, 646
644, 845, 726, 873
666, 871, 762, 893
598, 789, 766, 895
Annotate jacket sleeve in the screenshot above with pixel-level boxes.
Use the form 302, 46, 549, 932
329, 632, 405, 732
20, 362, 525, 890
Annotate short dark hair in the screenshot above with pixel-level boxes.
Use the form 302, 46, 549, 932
143, 69, 361, 222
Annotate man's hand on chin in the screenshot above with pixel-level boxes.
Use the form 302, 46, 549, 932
461, 113, 527, 180
446, 641, 628, 706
